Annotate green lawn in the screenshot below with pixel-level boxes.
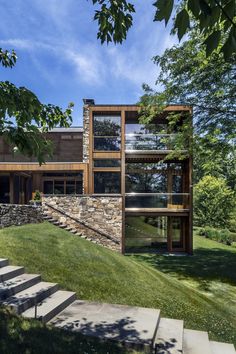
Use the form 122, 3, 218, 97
0, 222, 236, 352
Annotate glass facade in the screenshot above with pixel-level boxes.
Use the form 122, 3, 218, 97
94, 159, 121, 168
0, 175, 10, 203
94, 172, 121, 194
125, 216, 168, 251
93, 115, 121, 151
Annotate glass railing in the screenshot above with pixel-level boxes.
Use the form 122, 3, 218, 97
125, 134, 176, 151
125, 193, 189, 209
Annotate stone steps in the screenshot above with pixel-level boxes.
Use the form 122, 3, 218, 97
0, 265, 25, 282
0, 273, 41, 300
210, 341, 236, 354
22, 290, 76, 323
154, 318, 184, 354
3, 281, 59, 314
0, 258, 9, 267
183, 329, 212, 354
0, 258, 235, 354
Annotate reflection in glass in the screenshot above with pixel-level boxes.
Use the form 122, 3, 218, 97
172, 217, 183, 248
94, 172, 121, 194
126, 173, 167, 193
125, 216, 168, 251
94, 137, 121, 151
93, 116, 121, 136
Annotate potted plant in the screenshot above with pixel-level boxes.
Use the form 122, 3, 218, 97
30, 190, 42, 206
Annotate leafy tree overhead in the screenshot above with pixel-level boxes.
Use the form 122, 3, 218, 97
0, 49, 73, 164
91, 0, 236, 59
194, 175, 235, 228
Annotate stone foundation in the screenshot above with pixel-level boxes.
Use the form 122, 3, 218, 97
42, 195, 123, 248
0, 204, 43, 228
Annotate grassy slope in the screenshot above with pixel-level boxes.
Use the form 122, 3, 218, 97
0, 222, 235, 349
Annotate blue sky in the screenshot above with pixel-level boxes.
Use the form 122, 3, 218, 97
0, 0, 177, 125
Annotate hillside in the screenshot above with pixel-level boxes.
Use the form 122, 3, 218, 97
0, 222, 235, 348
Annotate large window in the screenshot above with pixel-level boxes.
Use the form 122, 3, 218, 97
93, 115, 121, 151
94, 172, 121, 194
125, 216, 168, 252
43, 173, 83, 195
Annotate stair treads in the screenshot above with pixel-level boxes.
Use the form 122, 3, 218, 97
210, 341, 236, 354
183, 329, 211, 354
155, 317, 184, 354
0, 273, 41, 300
0, 265, 24, 282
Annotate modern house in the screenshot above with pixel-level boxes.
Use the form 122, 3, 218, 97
0, 100, 193, 254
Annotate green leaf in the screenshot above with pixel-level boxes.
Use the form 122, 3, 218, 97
153, 0, 174, 25
174, 9, 190, 40
187, 0, 200, 17
204, 30, 221, 56
221, 28, 236, 60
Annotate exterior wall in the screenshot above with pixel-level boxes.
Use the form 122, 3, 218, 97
0, 204, 43, 228
0, 132, 83, 163
83, 105, 90, 163
42, 195, 122, 245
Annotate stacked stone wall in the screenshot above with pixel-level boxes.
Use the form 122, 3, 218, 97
42, 196, 122, 246
0, 204, 43, 228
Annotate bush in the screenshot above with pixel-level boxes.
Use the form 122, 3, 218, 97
198, 227, 233, 245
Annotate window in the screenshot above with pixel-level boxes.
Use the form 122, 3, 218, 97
94, 172, 121, 194
93, 115, 121, 151
43, 172, 83, 195
0, 175, 9, 203
94, 159, 121, 168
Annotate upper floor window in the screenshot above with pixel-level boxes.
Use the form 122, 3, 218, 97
93, 115, 121, 151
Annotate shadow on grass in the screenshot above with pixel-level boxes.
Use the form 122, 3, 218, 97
131, 246, 236, 288
0, 307, 138, 354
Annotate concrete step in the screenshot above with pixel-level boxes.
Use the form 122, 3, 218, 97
22, 290, 76, 323
0, 266, 25, 282
3, 281, 59, 314
154, 318, 184, 354
210, 341, 236, 354
0, 273, 41, 300
183, 329, 211, 354
0, 258, 9, 267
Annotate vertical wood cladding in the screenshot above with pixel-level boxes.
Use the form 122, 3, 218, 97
0, 132, 83, 162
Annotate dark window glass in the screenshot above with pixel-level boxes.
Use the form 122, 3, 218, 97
172, 175, 183, 193
76, 181, 83, 194
0, 175, 10, 203
94, 172, 121, 194
94, 137, 121, 151
93, 116, 121, 136
43, 181, 53, 194
171, 217, 183, 248
66, 180, 75, 194
54, 180, 64, 194
125, 216, 168, 252
126, 173, 167, 193
94, 159, 121, 168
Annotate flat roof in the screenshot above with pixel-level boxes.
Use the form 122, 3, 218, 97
49, 127, 83, 133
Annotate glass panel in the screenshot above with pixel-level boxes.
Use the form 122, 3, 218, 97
94, 159, 121, 168
126, 173, 167, 193
94, 137, 121, 151
171, 217, 183, 249
125, 135, 167, 150
43, 180, 53, 194
125, 123, 167, 135
93, 115, 121, 136
76, 181, 83, 194
172, 175, 183, 193
54, 180, 64, 194
125, 194, 188, 208
66, 180, 75, 194
0, 175, 10, 203
125, 216, 168, 252
94, 172, 121, 194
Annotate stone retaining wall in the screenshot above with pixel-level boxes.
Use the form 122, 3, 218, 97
42, 195, 123, 245
0, 204, 43, 228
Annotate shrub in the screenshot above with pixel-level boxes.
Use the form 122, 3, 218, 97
197, 227, 233, 245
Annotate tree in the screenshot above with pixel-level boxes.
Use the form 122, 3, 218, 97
91, 0, 236, 60
194, 175, 235, 228
0, 49, 73, 164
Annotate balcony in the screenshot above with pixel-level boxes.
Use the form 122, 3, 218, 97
125, 193, 190, 210
125, 134, 177, 151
